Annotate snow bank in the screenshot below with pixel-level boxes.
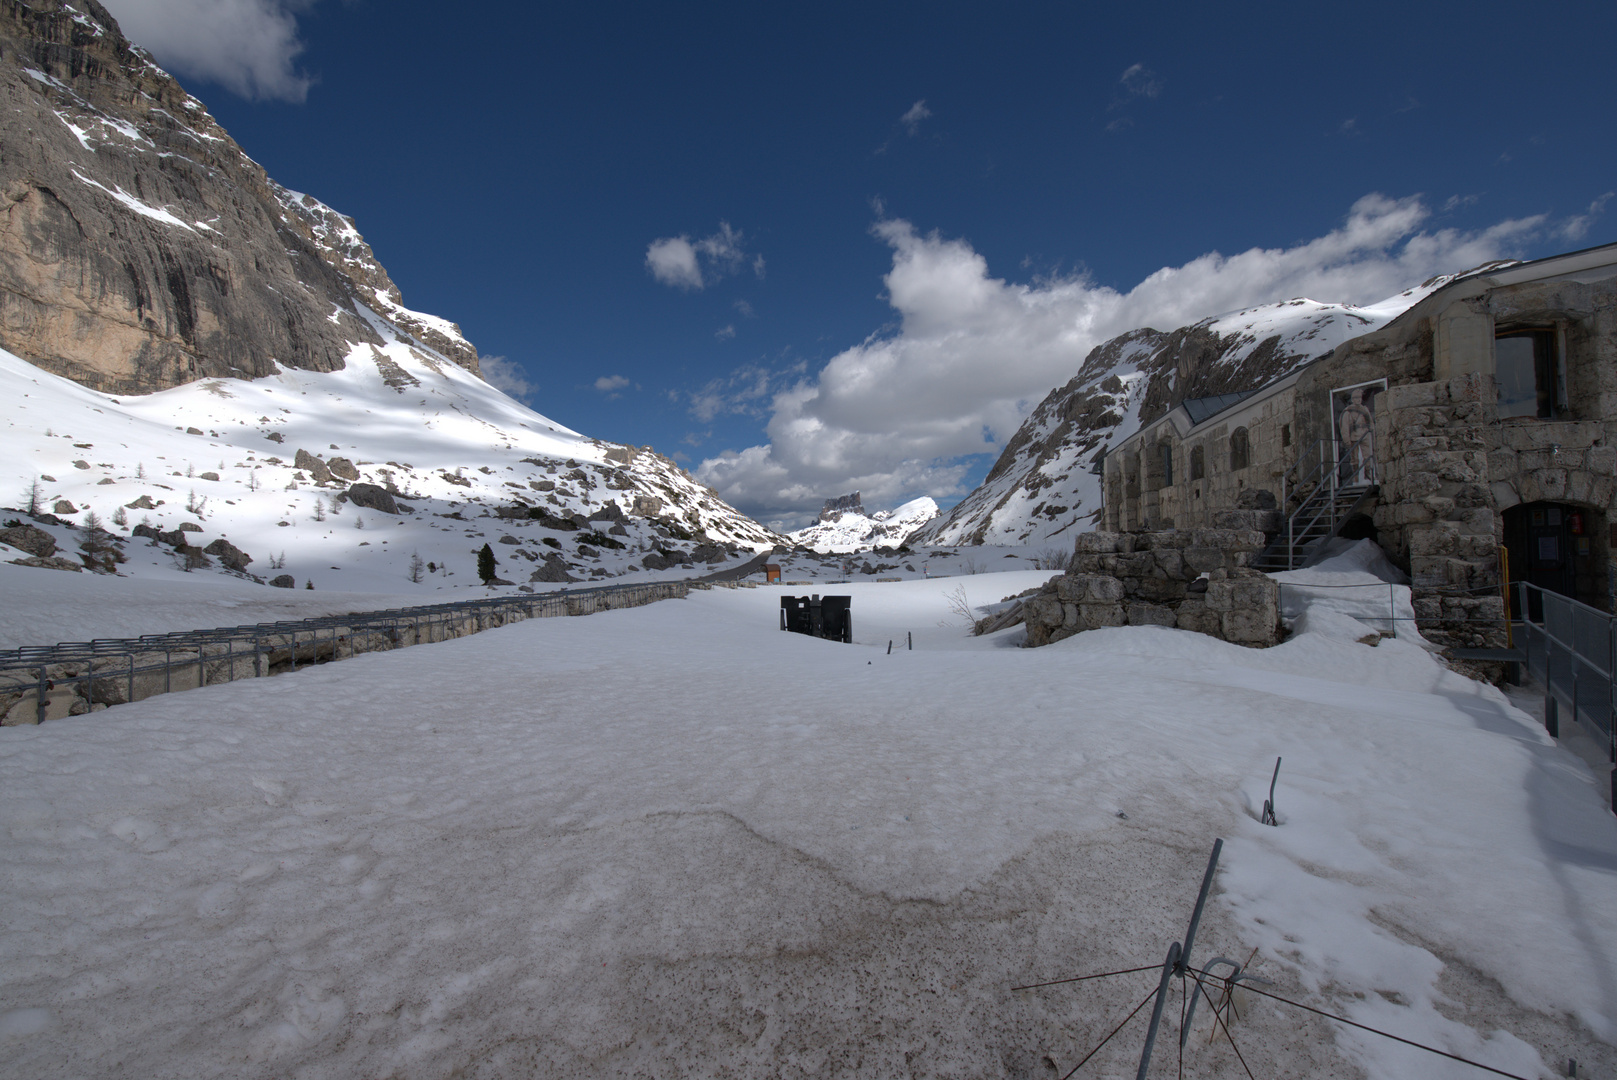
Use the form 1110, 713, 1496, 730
0, 573, 1611, 1078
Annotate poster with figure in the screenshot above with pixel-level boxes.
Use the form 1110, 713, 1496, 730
1331, 379, 1385, 486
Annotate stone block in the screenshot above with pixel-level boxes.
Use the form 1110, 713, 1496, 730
1407, 524, 1460, 557
1394, 502, 1435, 525
1404, 472, 1442, 498
1183, 547, 1225, 574
1222, 608, 1278, 646
1025, 596, 1063, 627
1437, 460, 1479, 483
1408, 556, 1451, 589
1076, 602, 1126, 630
1153, 549, 1184, 579
1204, 579, 1236, 612
1403, 436, 1449, 454
1137, 576, 1188, 603
1088, 575, 1126, 602
1073, 531, 1121, 554
1175, 601, 1222, 636
1585, 447, 1616, 475
1127, 602, 1178, 627
1384, 382, 1440, 410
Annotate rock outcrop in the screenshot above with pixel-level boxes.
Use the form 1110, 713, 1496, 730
0, 1, 479, 395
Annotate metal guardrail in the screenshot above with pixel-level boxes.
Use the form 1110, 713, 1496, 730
0, 580, 706, 724
1513, 581, 1616, 803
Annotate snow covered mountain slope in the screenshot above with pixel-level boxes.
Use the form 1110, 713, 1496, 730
0, 0, 479, 394
915, 273, 1508, 548
787, 496, 939, 553
1, 328, 781, 603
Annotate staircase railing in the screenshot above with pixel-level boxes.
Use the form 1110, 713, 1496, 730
1263, 430, 1376, 571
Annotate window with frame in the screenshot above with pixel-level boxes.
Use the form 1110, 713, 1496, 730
1190, 446, 1205, 481
1496, 327, 1562, 419
1159, 442, 1174, 487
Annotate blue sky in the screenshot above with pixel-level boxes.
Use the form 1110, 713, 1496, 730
103, 0, 1616, 528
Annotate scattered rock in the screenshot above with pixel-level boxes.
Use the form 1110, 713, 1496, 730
203, 539, 252, 572
293, 449, 333, 483
530, 556, 578, 583
53, 500, 76, 514
344, 483, 399, 515
124, 495, 155, 509
8, 554, 82, 572
72, 459, 90, 470
199, 471, 219, 481
97, 477, 116, 484
497, 535, 521, 545
326, 457, 359, 481
265, 432, 284, 443
185, 426, 204, 435
269, 574, 296, 589
0, 524, 57, 557
177, 522, 202, 533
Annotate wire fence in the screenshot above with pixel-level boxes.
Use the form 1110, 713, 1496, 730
0, 580, 721, 724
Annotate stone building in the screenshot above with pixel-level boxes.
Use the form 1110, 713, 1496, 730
1101, 241, 1617, 642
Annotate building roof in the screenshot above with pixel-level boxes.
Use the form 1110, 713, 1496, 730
1180, 391, 1257, 426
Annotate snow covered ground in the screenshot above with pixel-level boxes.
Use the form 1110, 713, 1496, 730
1, 557, 1614, 1078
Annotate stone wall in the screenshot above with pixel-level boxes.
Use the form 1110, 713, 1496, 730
1021, 528, 1280, 648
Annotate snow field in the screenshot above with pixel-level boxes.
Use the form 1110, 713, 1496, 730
0, 569, 1614, 1078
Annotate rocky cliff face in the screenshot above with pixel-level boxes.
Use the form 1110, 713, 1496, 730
0, 0, 479, 395
915, 288, 1468, 548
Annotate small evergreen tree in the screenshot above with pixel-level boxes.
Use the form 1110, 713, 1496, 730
136, 462, 146, 479
21, 477, 43, 516
477, 543, 497, 583
305, 579, 314, 589
111, 505, 128, 528
408, 551, 425, 583
355, 515, 365, 530
314, 497, 326, 522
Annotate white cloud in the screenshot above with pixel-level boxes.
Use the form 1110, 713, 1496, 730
696, 195, 1549, 526
1117, 63, 1162, 101
900, 99, 932, 135
594, 374, 630, 393
645, 222, 763, 290
715, 324, 736, 340
100, 0, 315, 103
645, 236, 703, 290
1559, 192, 1613, 242
478, 356, 538, 403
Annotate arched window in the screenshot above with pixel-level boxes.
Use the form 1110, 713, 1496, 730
1190, 445, 1205, 481
1159, 442, 1174, 487
1229, 427, 1250, 471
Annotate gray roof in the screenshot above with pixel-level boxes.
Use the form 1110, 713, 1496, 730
1180, 391, 1256, 426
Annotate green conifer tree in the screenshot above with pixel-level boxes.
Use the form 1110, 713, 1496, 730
477, 543, 497, 583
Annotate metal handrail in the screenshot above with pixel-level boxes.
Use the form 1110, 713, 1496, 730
1268, 430, 1374, 570
1512, 580, 1616, 811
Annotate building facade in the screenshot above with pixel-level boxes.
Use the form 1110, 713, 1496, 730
1102, 242, 1617, 641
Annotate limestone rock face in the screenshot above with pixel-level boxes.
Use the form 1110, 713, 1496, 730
0, 1, 480, 395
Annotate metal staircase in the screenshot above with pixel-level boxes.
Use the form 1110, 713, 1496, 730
1251, 434, 1379, 572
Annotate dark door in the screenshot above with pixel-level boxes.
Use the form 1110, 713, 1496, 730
1504, 502, 1574, 616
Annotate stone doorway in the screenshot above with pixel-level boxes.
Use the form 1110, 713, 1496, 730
1503, 501, 1609, 614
